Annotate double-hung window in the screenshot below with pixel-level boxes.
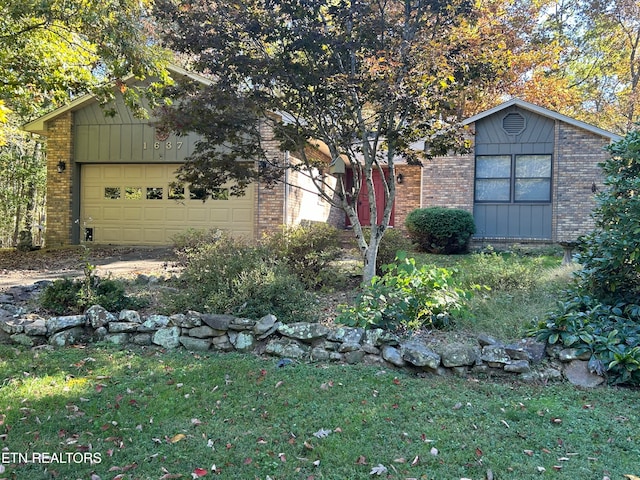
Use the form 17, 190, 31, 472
475, 154, 551, 203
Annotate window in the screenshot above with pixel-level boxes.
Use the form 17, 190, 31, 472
189, 187, 207, 200
515, 155, 551, 202
211, 188, 229, 200
104, 187, 121, 200
125, 187, 142, 200
475, 154, 551, 203
168, 184, 185, 200
475, 155, 511, 202
146, 187, 163, 200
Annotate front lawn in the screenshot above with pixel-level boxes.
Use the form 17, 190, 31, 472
0, 345, 638, 479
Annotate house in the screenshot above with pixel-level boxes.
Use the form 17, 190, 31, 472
422, 99, 621, 244
24, 70, 620, 248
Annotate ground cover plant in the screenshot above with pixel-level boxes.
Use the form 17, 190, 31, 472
532, 131, 640, 386
0, 344, 638, 479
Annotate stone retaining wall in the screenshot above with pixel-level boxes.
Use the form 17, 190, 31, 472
0, 301, 606, 387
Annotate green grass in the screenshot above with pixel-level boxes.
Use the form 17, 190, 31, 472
1, 344, 639, 479
409, 250, 577, 340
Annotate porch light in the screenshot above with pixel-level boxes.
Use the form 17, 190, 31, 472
396, 173, 404, 184
57, 161, 66, 173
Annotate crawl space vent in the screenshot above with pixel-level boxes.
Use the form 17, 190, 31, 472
502, 112, 526, 135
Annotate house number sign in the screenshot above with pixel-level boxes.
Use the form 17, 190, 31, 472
143, 141, 183, 150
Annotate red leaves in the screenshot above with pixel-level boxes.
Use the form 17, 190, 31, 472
192, 467, 207, 477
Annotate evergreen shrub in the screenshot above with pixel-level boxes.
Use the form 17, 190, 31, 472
405, 207, 475, 254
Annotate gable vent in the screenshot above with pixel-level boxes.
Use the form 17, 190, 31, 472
502, 112, 526, 135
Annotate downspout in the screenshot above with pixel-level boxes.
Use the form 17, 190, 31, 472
283, 151, 290, 226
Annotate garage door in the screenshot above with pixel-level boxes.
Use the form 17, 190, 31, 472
80, 164, 254, 245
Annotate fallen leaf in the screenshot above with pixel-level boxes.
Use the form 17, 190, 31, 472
275, 381, 284, 388
537, 466, 546, 473
191, 418, 202, 426
411, 456, 419, 466
313, 460, 320, 467
159, 474, 182, 480
523, 450, 534, 456
552, 465, 562, 471
550, 417, 562, 424
623, 476, 640, 480
304, 441, 314, 450
370, 464, 388, 475
430, 447, 439, 456
170, 433, 186, 443
355, 455, 368, 465
501, 420, 510, 428
243, 457, 252, 465
192, 467, 207, 477
393, 457, 406, 463
279, 453, 286, 462
95, 384, 106, 393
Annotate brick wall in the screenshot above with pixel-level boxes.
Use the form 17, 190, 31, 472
393, 165, 422, 231
553, 123, 608, 242
44, 112, 74, 247
421, 152, 475, 213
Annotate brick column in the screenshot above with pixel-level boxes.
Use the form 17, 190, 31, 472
44, 112, 74, 247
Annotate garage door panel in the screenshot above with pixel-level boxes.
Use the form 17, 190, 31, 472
123, 207, 143, 221
122, 228, 143, 242
166, 207, 186, 221
187, 209, 207, 222
211, 210, 230, 222
81, 164, 254, 245
101, 227, 123, 243
232, 208, 252, 221
103, 207, 122, 221
144, 208, 165, 221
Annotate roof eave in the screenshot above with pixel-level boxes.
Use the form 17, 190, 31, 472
22, 64, 212, 136
462, 98, 622, 142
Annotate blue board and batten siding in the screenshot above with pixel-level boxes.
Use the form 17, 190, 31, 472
473, 106, 554, 240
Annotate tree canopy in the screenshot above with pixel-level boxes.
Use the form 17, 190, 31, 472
153, 0, 475, 280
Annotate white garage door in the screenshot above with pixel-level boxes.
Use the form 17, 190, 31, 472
80, 164, 254, 245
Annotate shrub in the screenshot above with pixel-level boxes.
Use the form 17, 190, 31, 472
40, 277, 138, 315
574, 131, 640, 304
262, 223, 341, 289
405, 207, 475, 254
165, 231, 319, 323
458, 252, 542, 292
337, 253, 473, 330
532, 294, 640, 385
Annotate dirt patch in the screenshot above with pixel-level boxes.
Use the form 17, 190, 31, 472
0, 246, 177, 290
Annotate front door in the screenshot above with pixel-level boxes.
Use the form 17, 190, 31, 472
347, 169, 395, 226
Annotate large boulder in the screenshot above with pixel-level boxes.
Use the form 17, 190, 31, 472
152, 326, 181, 349
277, 322, 329, 342
47, 315, 86, 335
401, 342, 441, 369
265, 338, 310, 359
438, 343, 479, 368
86, 305, 117, 329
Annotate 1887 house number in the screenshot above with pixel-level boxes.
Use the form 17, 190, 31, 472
143, 141, 183, 150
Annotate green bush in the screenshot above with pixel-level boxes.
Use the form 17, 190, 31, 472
166, 231, 319, 323
405, 207, 475, 254
337, 253, 473, 330
458, 252, 543, 292
532, 131, 640, 386
262, 223, 341, 289
40, 277, 139, 315
574, 131, 640, 304
532, 294, 640, 385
